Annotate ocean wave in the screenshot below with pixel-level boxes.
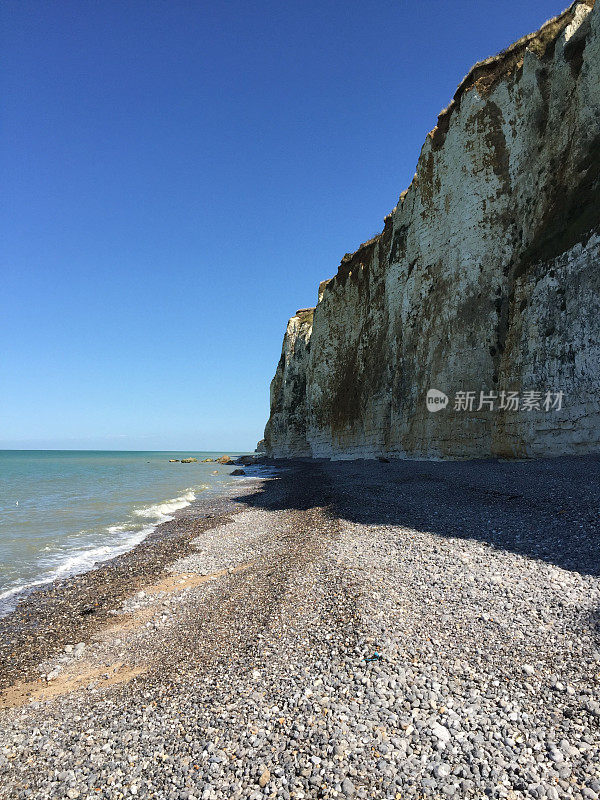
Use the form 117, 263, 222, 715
0, 526, 152, 601
133, 489, 196, 521
0, 487, 200, 617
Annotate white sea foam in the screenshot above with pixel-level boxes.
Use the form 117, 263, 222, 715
0, 487, 200, 617
133, 489, 196, 521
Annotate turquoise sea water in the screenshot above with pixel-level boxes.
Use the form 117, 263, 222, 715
0, 450, 247, 615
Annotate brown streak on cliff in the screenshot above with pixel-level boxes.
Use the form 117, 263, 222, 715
320, 236, 390, 439
480, 102, 511, 195
334, 237, 380, 287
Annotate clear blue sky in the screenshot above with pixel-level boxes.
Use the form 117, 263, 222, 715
1, 0, 567, 451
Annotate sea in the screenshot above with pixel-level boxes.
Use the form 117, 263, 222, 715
0, 450, 252, 617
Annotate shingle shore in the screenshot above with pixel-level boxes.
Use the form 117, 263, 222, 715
1, 457, 599, 799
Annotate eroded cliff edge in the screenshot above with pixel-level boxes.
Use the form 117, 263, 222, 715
265, 0, 600, 460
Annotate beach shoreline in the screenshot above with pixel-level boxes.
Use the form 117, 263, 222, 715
1, 456, 599, 799
0, 451, 268, 622
0, 464, 278, 691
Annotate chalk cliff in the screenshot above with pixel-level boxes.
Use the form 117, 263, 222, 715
264, 0, 600, 460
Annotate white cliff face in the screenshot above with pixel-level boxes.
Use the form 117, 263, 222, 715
264, 309, 314, 457
265, 0, 600, 460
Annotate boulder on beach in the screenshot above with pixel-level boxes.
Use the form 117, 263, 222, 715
216, 455, 233, 464
201, 458, 214, 462
168, 459, 179, 462
181, 458, 198, 463
231, 468, 245, 476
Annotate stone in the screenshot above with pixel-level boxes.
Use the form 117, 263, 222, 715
434, 764, 451, 779
258, 768, 270, 788
230, 469, 246, 476
583, 699, 600, 718
430, 723, 451, 743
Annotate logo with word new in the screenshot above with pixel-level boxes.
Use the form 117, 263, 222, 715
426, 389, 449, 412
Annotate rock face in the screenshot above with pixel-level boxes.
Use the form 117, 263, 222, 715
264, 309, 315, 457
264, 0, 600, 460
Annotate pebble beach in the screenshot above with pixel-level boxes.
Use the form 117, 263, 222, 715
1, 457, 599, 800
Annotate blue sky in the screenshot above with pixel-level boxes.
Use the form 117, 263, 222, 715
1, 0, 567, 450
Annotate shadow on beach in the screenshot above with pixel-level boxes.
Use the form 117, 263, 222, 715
236, 455, 600, 578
